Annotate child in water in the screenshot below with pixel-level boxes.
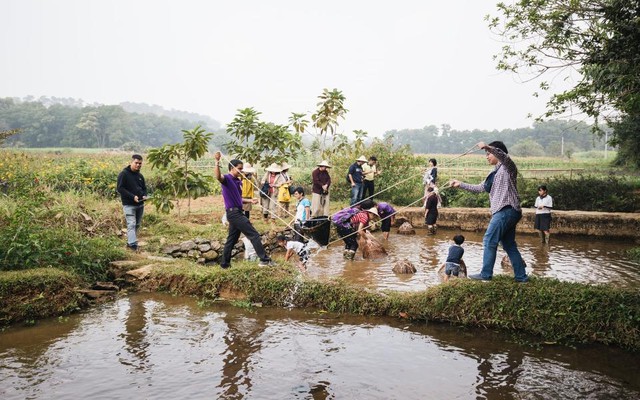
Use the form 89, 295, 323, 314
441, 235, 465, 282
534, 185, 553, 244
277, 234, 310, 271
424, 186, 439, 234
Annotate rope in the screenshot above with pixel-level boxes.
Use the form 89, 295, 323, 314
217, 153, 311, 241
217, 144, 481, 247
441, 144, 482, 165
325, 145, 482, 248
324, 195, 427, 248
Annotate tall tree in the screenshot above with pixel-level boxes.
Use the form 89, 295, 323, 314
489, 0, 640, 167
310, 88, 349, 159
226, 108, 303, 167
147, 125, 214, 215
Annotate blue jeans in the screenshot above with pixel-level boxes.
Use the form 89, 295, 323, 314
350, 183, 363, 206
481, 207, 528, 281
123, 204, 144, 246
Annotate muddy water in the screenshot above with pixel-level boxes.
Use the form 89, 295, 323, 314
1, 293, 638, 400
304, 229, 640, 291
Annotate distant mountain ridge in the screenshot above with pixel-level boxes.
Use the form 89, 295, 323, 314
0, 96, 228, 149
119, 102, 221, 130
9, 96, 222, 131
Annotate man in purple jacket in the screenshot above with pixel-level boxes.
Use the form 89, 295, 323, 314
214, 151, 273, 268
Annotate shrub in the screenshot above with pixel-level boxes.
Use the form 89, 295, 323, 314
0, 192, 124, 281
520, 174, 640, 212
329, 138, 424, 206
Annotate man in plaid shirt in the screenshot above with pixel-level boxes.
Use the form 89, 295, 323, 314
450, 141, 528, 282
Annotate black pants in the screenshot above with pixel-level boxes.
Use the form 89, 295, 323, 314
336, 225, 358, 251
222, 208, 269, 266
363, 180, 375, 199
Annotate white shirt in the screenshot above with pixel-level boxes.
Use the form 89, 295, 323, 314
242, 237, 258, 260
295, 198, 311, 222
534, 195, 553, 214
286, 241, 307, 254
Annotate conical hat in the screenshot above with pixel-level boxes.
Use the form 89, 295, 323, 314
243, 163, 256, 174
280, 161, 292, 171
356, 155, 368, 162
316, 160, 332, 168
266, 163, 282, 173
366, 207, 379, 217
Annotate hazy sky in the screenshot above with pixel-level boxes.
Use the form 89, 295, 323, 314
1, 0, 568, 135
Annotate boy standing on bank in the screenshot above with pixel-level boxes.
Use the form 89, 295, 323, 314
214, 151, 273, 268
534, 185, 553, 244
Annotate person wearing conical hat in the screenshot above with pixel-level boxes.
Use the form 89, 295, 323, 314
241, 163, 257, 219
259, 163, 285, 223
362, 156, 381, 201
311, 160, 332, 217
348, 155, 367, 206
279, 161, 294, 218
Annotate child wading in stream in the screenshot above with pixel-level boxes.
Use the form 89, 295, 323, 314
534, 185, 553, 244
277, 234, 310, 271
424, 186, 438, 234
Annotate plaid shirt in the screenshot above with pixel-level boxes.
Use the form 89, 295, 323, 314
460, 146, 521, 214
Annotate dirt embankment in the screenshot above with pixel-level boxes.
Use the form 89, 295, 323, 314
397, 207, 640, 241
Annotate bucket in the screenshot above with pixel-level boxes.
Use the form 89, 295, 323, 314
301, 217, 331, 246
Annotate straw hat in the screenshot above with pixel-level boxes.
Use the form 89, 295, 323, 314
243, 163, 256, 174
280, 161, 292, 171
356, 155, 368, 162
366, 207, 379, 217
266, 163, 282, 173
317, 160, 332, 168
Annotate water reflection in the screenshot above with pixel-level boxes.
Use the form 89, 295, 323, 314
120, 296, 150, 370
219, 313, 266, 398
1, 293, 638, 399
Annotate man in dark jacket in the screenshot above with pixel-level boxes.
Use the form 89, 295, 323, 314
117, 154, 147, 251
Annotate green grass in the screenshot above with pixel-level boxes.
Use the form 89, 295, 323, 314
16, 147, 126, 154
0, 268, 84, 326
143, 264, 640, 351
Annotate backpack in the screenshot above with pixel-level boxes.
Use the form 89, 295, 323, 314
331, 207, 359, 229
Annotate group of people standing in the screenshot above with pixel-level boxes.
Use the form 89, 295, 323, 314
235, 159, 333, 224
347, 156, 380, 206
116, 140, 552, 283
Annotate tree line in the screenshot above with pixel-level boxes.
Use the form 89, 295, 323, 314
0, 97, 229, 150
384, 120, 608, 156
1, 96, 608, 157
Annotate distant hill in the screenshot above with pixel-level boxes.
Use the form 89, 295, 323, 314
119, 102, 221, 130
0, 96, 229, 150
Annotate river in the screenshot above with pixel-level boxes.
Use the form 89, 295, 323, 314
2, 229, 639, 399
1, 293, 639, 399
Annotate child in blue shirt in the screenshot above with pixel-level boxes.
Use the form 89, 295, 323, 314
291, 186, 311, 242
442, 235, 465, 282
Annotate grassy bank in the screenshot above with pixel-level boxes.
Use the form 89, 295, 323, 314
1, 148, 639, 351
0, 268, 85, 326
140, 263, 640, 351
